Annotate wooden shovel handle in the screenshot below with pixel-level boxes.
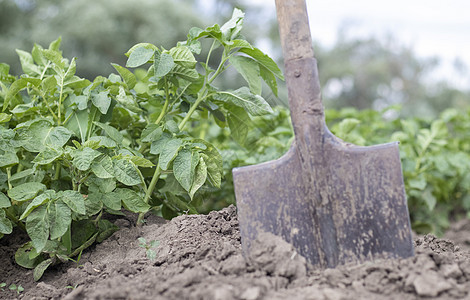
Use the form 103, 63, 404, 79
275, 0, 325, 140
275, 0, 315, 62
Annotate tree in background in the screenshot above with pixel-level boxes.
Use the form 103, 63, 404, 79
315, 27, 469, 118
1, 0, 204, 78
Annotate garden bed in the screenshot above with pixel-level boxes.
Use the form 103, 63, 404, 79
1, 205, 470, 300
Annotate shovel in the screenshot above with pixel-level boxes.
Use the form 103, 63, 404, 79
233, 0, 414, 268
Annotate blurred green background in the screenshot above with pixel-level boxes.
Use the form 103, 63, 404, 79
1, 0, 469, 118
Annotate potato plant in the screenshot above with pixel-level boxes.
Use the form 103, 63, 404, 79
0, 9, 283, 280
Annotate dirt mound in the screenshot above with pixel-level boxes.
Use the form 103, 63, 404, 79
1, 206, 470, 299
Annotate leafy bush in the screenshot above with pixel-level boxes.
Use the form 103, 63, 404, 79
0, 9, 283, 280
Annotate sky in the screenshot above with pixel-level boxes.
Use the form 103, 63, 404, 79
249, 0, 470, 89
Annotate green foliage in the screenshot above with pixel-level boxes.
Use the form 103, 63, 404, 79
0, 9, 282, 280
138, 237, 160, 261
0, 283, 24, 294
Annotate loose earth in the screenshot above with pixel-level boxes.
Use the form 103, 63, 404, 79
1, 205, 470, 299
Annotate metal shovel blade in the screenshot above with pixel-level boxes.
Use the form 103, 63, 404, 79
233, 0, 414, 268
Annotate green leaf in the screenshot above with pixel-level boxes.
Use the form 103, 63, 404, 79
101, 192, 121, 211
190, 24, 224, 44
91, 155, 115, 178
8, 182, 46, 202
259, 65, 278, 96
0, 210, 12, 234
100, 192, 121, 210
178, 39, 202, 55
59, 190, 86, 215
227, 105, 250, 145
88, 136, 117, 149
0, 62, 10, 75
26, 206, 49, 252
65, 109, 88, 142
92, 91, 111, 115
48, 37, 62, 51
226, 39, 253, 52
171, 64, 199, 81
336, 118, 361, 136
0, 151, 18, 168
15, 49, 41, 76
229, 56, 261, 95
408, 175, 427, 190
89, 177, 116, 194
173, 149, 199, 192
165, 120, 179, 133
239, 47, 284, 80
422, 189, 437, 211
0, 113, 11, 123
115, 189, 150, 213
170, 46, 197, 68
48, 200, 71, 240
10, 103, 37, 115
45, 126, 72, 148
0, 192, 11, 208
42, 49, 65, 70
159, 138, 183, 170
153, 52, 175, 79
9, 169, 35, 182
33, 258, 54, 282
220, 8, 245, 40
84, 193, 103, 215
94, 122, 124, 144
33, 147, 63, 165
141, 124, 163, 143
113, 158, 141, 186
111, 63, 136, 89
150, 133, 172, 155
64, 57, 77, 81
15, 242, 44, 269
15, 119, 55, 152
4, 78, 27, 111
126, 155, 155, 168
20, 191, 54, 220
72, 147, 101, 171
197, 140, 223, 188
214, 87, 273, 116
189, 157, 207, 199
126, 47, 154, 68
116, 85, 141, 112
31, 43, 46, 66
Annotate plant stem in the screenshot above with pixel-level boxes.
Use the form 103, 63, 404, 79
93, 210, 103, 226
178, 94, 209, 131
69, 232, 98, 258
57, 77, 64, 125
6, 167, 12, 190
205, 40, 216, 68
54, 162, 61, 180
63, 226, 72, 254
39, 61, 51, 80
155, 79, 170, 125
137, 163, 162, 225
208, 50, 229, 85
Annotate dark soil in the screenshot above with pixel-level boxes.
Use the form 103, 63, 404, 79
1, 206, 470, 300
